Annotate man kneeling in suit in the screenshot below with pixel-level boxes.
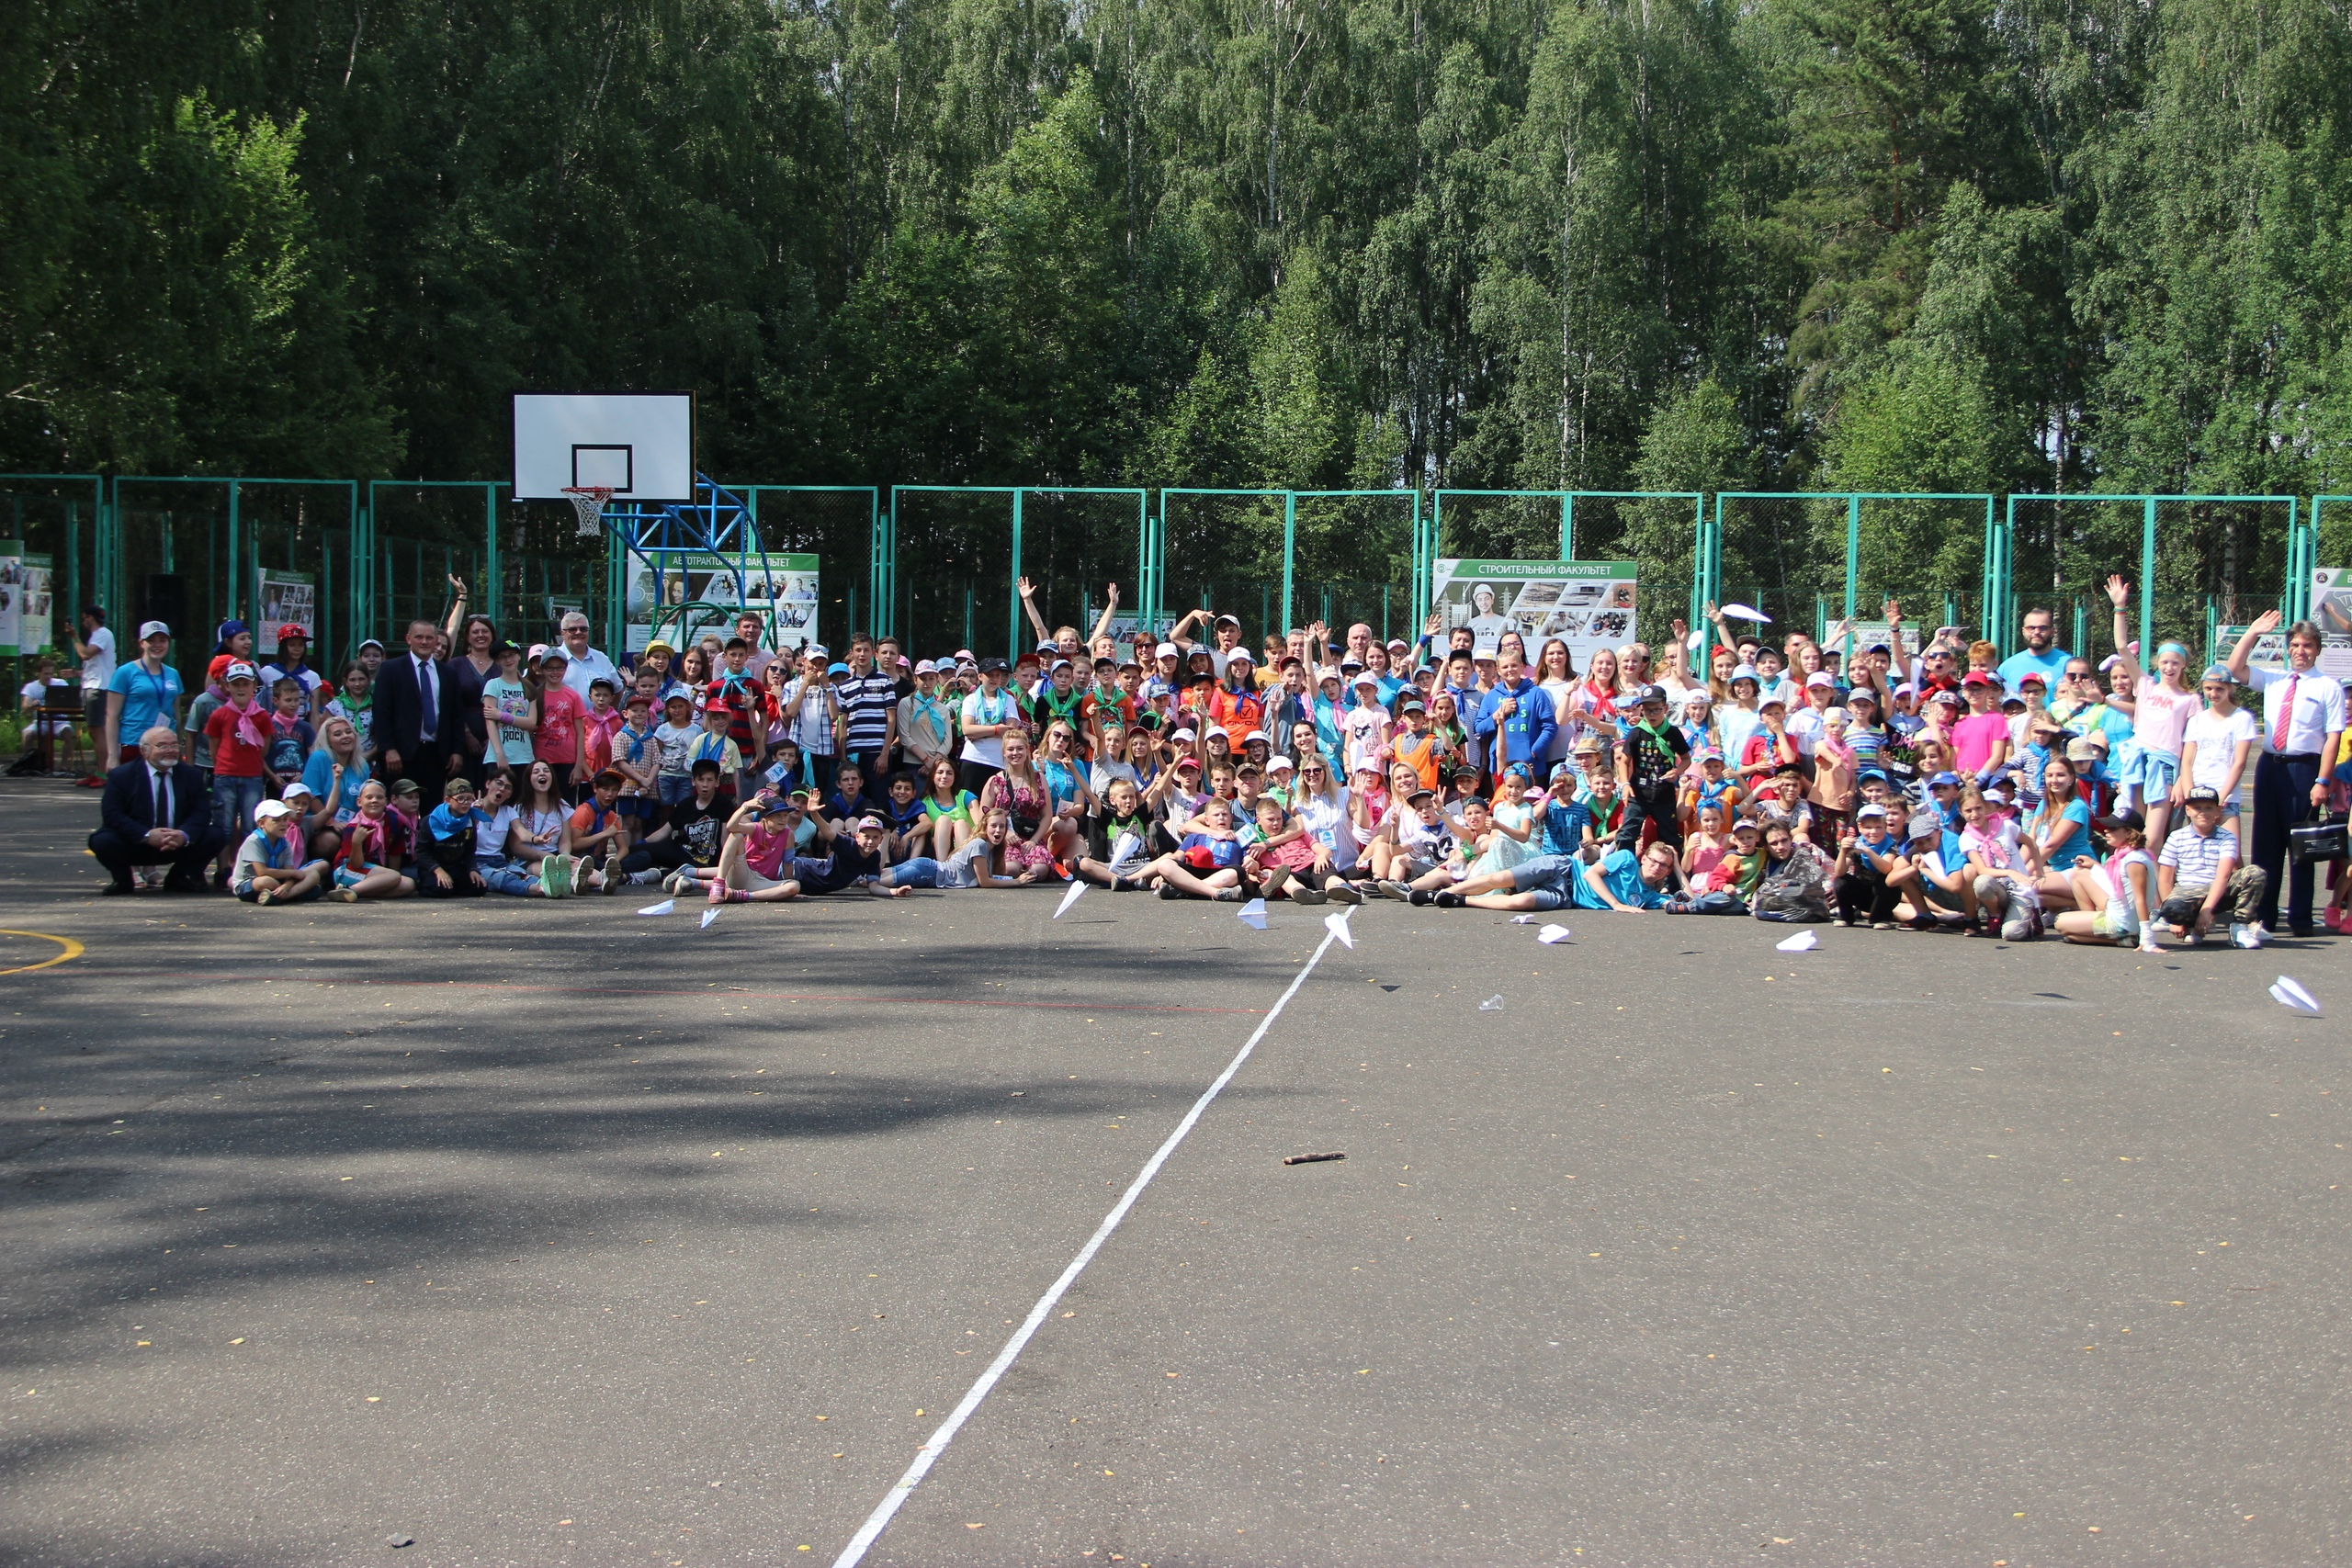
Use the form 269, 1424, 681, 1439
90, 726, 223, 894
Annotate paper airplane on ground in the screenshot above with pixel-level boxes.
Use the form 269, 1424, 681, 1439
2270, 976, 2321, 1014
1775, 930, 1818, 952
700, 907, 721, 929
1538, 924, 1572, 944
1237, 897, 1268, 930
1325, 910, 1355, 949
1053, 881, 1087, 919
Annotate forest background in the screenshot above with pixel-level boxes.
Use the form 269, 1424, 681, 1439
8, 0, 2352, 524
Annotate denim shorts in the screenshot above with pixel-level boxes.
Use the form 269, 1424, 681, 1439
211, 773, 266, 840
2120, 746, 2177, 802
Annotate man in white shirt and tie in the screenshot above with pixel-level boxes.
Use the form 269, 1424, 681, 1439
2227, 611, 2346, 935
89, 726, 218, 893
377, 619, 464, 788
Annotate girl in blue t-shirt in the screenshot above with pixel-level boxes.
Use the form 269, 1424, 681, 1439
2028, 756, 2097, 908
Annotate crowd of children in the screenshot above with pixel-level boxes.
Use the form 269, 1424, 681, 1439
67, 576, 2352, 942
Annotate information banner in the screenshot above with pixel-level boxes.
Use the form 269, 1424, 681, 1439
0, 540, 20, 656
1430, 558, 1636, 668
15, 552, 52, 655
2311, 569, 2352, 678
255, 569, 317, 636
625, 551, 820, 655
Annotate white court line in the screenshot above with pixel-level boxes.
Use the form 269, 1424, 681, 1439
827, 909, 1352, 1568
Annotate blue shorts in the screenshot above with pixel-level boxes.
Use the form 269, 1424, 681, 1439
334, 865, 366, 890
2120, 746, 2177, 802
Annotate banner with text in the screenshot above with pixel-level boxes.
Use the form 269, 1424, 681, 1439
1430, 558, 1637, 671
625, 551, 820, 655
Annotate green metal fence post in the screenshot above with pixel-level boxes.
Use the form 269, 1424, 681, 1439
225, 480, 241, 623
1281, 491, 1296, 635
1008, 490, 1024, 663
1843, 494, 1861, 619
2138, 496, 2157, 660
484, 485, 501, 632
1559, 493, 1574, 560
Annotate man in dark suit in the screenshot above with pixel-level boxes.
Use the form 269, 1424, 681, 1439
373, 619, 470, 790
89, 726, 220, 893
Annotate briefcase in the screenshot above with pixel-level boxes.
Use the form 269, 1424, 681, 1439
2290, 810, 2347, 863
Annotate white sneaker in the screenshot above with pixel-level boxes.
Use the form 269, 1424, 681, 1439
2232, 922, 2265, 949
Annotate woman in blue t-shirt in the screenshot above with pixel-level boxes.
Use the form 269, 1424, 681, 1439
2029, 756, 2097, 908
300, 714, 371, 861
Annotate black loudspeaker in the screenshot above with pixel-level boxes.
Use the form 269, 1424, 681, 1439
143, 574, 187, 640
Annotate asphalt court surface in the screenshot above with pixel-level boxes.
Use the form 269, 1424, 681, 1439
2, 779, 2346, 1566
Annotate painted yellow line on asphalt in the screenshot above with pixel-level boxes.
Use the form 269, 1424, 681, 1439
0, 930, 86, 976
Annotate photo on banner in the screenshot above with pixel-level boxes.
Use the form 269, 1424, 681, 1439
1430, 558, 1637, 669
625, 550, 820, 654
1, 549, 53, 656
256, 569, 316, 635
2312, 568, 2352, 676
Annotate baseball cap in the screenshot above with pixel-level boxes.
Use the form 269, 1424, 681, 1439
277, 623, 307, 640
1227, 649, 1255, 666
1340, 656, 1364, 671
1805, 671, 1836, 688
663, 691, 693, 706
1929, 771, 1961, 788
854, 815, 886, 831
827, 661, 851, 676
1170, 727, 1198, 742
1214, 614, 1240, 628
805, 643, 830, 659
356, 638, 385, 654
2184, 784, 2222, 804
1266, 753, 1295, 773
1036, 640, 1059, 655
1857, 802, 1887, 818
2200, 663, 2234, 684
1385, 637, 1410, 651
539, 648, 570, 664
1928, 690, 1962, 706
1892, 682, 1917, 696
1452, 761, 1483, 780
277, 781, 314, 800
1847, 685, 1878, 704
1472, 643, 1498, 661
1050, 658, 1073, 672
1173, 755, 1203, 772
137, 620, 171, 640
978, 656, 1009, 673
2093, 805, 2146, 831
1731, 817, 1762, 835
2017, 670, 2047, 686
224, 661, 258, 682
1405, 785, 1434, 803
2064, 736, 2099, 761
527, 642, 548, 660
643, 639, 675, 657
1636, 682, 1668, 705
1351, 672, 1379, 689
914, 660, 938, 674
1962, 670, 1997, 686
1400, 695, 1426, 713
1906, 810, 1942, 839
1758, 693, 1787, 709
1155, 641, 1181, 659
953, 648, 975, 663
253, 799, 295, 820
1729, 664, 1760, 684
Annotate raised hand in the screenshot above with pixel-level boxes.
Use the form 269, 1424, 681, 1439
2247, 607, 2283, 635
2103, 574, 2131, 609
1018, 576, 1036, 599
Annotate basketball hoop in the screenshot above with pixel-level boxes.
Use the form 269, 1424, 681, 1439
560, 485, 615, 538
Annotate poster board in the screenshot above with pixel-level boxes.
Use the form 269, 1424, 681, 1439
2310, 569, 2352, 678
1430, 558, 1635, 669
10, 552, 53, 656
624, 551, 820, 655
0, 541, 19, 656
255, 569, 317, 637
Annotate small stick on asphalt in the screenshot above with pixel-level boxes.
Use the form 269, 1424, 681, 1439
1282, 1151, 1346, 1166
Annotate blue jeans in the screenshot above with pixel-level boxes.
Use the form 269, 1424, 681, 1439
658, 774, 695, 807
211, 773, 266, 841
887, 855, 942, 888
475, 852, 538, 897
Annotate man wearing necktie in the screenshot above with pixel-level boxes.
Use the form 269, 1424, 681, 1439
2228, 611, 2347, 935
374, 619, 466, 791
89, 727, 219, 893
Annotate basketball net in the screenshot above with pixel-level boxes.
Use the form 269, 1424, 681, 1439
561, 485, 615, 538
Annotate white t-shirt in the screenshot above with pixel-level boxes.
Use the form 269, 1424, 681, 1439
80, 626, 116, 692
21, 680, 69, 734
2182, 705, 2258, 793
959, 686, 1017, 769
559, 646, 620, 702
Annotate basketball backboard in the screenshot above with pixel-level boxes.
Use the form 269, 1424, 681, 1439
513, 391, 696, 503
